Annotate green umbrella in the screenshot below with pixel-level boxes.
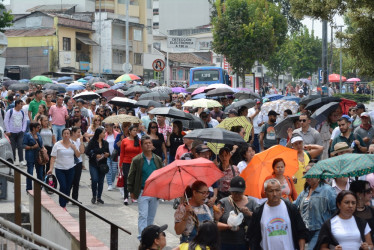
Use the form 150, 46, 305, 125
30, 75, 52, 85
303, 154, 374, 179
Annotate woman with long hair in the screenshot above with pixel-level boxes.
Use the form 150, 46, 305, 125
261, 158, 298, 201
294, 163, 337, 250
147, 121, 167, 165
174, 181, 218, 243
176, 221, 220, 250
47, 128, 81, 210
85, 127, 110, 204
236, 144, 255, 173
33, 103, 48, 122
104, 122, 119, 191
119, 125, 142, 205
84, 115, 101, 141
315, 191, 373, 250
70, 126, 85, 203
166, 120, 184, 164
23, 122, 44, 191
38, 115, 56, 177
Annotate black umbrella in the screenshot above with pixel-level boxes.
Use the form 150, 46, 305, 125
233, 90, 261, 100
186, 84, 208, 93
95, 88, 111, 94
206, 88, 235, 97
108, 97, 137, 108
299, 94, 321, 106
173, 114, 204, 130
184, 128, 247, 146
48, 84, 66, 93
124, 85, 151, 96
274, 115, 317, 139
135, 100, 163, 108
224, 99, 256, 112
139, 92, 170, 101
305, 97, 341, 111
3, 80, 19, 88
311, 102, 340, 124
73, 91, 101, 100
148, 107, 193, 120
88, 77, 106, 84
8, 83, 29, 91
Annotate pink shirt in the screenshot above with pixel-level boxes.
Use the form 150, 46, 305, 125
49, 105, 68, 126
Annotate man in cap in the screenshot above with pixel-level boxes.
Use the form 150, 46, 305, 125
139, 224, 167, 248
176, 138, 199, 160
352, 103, 366, 129
354, 112, 374, 147
330, 142, 354, 194
248, 178, 308, 250
200, 110, 213, 128
331, 115, 366, 154
194, 144, 211, 159
259, 110, 279, 151
298, 89, 304, 98
227, 109, 238, 118
293, 112, 322, 146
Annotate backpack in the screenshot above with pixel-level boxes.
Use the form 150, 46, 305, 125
9, 108, 25, 121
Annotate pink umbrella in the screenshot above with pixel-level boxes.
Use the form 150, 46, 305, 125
191, 86, 207, 96
346, 78, 361, 82
93, 82, 110, 89
204, 83, 232, 92
329, 74, 346, 83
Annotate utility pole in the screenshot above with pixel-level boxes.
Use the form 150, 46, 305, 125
337, 25, 344, 93
321, 20, 328, 88
125, 0, 130, 74
98, 0, 102, 77
330, 25, 334, 75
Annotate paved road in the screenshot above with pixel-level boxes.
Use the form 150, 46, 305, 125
15, 159, 180, 249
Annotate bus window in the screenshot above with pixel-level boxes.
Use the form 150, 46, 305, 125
193, 70, 220, 82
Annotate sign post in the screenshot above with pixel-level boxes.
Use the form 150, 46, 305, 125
152, 59, 165, 72
167, 37, 196, 49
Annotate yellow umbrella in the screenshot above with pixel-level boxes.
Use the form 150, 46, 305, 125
102, 114, 141, 124
182, 99, 222, 109
207, 116, 252, 154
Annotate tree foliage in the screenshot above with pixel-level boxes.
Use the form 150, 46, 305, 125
211, 0, 287, 86
0, 4, 13, 32
264, 38, 291, 82
267, 0, 302, 32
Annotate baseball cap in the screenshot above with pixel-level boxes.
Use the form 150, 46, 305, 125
228, 109, 238, 116
268, 110, 279, 116
290, 136, 303, 144
229, 176, 246, 193
298, 89, 304, 94
140, 224, 168, 248
361, 112, 370, 118
76, 99, 84, 103
341, 114, 353, 122
202, 109, 210, 115
195, 144, 210, 154
191, 140, 203, 149
356, 103, 366, 110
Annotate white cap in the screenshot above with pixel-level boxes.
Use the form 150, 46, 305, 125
291, 136, 303, 144
298, 89, 304, 94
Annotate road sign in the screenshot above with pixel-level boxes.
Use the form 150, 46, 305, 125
318, 68, 322, 82
152, 59, 165, 72
122, 63, 132, 73
167, 36, 196, 49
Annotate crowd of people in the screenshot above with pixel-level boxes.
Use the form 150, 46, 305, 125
2, 81, 374, 250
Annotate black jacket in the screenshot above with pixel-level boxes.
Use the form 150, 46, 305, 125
85, 139, 109, 167
248, 199, 309, 250
314, 215, 367, 250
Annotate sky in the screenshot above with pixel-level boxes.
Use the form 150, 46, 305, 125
302, 15, 346, 42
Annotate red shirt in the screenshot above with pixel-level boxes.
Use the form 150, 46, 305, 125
119, 138, 142, 166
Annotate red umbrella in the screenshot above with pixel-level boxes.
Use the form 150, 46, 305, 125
142, 158, 224, 200
329, 74, 346, 83
101, 89, 125, 100
93, 82, 110, 89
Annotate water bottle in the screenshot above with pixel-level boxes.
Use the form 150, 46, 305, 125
351, 141, 356, 149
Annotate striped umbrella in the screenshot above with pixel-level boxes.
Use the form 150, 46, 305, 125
114, 74, 141, 83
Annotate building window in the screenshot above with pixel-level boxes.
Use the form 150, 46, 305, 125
147, 19, 152, 34
134, 29, 142, 41
185, 69, 189, 80
113, 50, 124, 64
63, 37, 71, 51
147, 0, 152, 9
153, 42, 161, 50
172, 68, 176, 80
153, 22, 159, 29
148, 45, 152, 53
134, 53, 142, 65
153, 8, 159, 15
216, 57, 222, 63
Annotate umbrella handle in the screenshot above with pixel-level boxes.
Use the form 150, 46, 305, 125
178, 167, 190, 205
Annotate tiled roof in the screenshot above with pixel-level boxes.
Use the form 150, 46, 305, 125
168, 53, 212, 65
5, 28, 56, 37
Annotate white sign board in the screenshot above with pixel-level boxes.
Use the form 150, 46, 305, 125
0, 32, 8, 55
167, 37, 196, 49
122, 63, 133, 73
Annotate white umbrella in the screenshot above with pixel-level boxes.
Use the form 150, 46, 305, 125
73, 91, 100, 100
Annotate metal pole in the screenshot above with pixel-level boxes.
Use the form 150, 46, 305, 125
330, 25, 333, 75
98, 0, 102, 77
339, 26, 343, 93
166, 50, 169, 86
321, 20, 328, 88
125, 0, 129, 74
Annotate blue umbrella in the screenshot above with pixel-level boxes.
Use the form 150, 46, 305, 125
281, 96, 300, 104
192, 93, 206, 100
66, 82, 85, 91
264, 94, 284, 102
19, 79, 29, 83
300, 78, 311, 85
84, 75, 93, 80
111, 83, 126, 90
77, 78, 87, 84
57, 76, 73, 82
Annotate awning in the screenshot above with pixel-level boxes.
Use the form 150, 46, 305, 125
76, 35, 99, 46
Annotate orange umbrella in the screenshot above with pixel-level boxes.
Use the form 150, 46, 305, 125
240, 145, 298, 198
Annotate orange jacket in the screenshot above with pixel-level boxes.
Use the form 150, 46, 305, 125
261, 174, 298, 201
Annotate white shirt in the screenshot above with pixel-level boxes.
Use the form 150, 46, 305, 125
330, 126, 341, 140
331, 215, 370, 250
51, 141, 75, 170
71, 138, 82, 163
106, 134, 115, 154
22, 104, 30, 121
248, 107, 267, 134
260, 200, 295, 250
208, 118, 219, 128
237, 161, 248, 173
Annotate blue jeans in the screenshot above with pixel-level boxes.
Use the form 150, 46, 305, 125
138, 190, 158, 239
9, 131, 24, 162
106, 158, 118, 186
71, 162, 82, 201
26, 161, 43, 191
52, 124, 65, 141
89, 165, 105, 199
253, 134, 260, 153
307, 230, 319, 250
55, 167, 75, 208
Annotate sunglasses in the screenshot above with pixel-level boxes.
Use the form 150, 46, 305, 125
150, 126, 158, 129
299, 119, 307, 122
114, 126, 119, 129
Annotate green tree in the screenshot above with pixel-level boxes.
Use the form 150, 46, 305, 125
264, 38, 291, 84
212, 0, 287, 86
0, 4, 13, 32
288, 27, 322, 78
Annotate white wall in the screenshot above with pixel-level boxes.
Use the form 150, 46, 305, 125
92, 12, 112, 74
9, 0, 95, 14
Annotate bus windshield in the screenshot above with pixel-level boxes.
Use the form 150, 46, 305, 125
192, 70, 220, 82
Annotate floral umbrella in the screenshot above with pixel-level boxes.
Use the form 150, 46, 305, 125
303, 154, 374, 179
114, 74, 141, 83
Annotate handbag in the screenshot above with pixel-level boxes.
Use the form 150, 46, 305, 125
110, 148, 119, 161
98, 163, 109, 174
37, 147, 49, 165
116, 171, 124, 188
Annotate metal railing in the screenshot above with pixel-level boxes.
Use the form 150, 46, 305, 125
0, 158, 131, 250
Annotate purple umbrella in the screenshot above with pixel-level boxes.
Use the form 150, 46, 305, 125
172, 87, 187, 93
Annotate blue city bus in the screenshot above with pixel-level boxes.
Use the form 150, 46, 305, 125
189, 66, 231, 86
